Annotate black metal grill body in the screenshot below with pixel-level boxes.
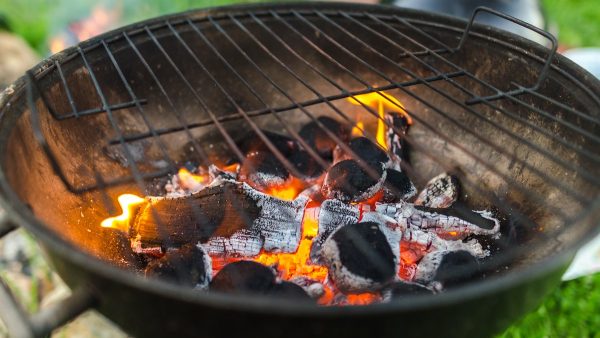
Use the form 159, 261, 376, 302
0, 3, 598, 338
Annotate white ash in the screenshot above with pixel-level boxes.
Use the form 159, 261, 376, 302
375, 202, 500, 240
322, 164, 387, 203
201, 179, 306, 256
203, 229, 264, 257
414, 173, 459, 208
310, 199, 359, 262
195, 243, 213, 290
413, 251, 455, 284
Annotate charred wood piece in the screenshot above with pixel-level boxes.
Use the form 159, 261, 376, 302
322, 159, 386, 202
239, 151, 290, 192
299, 116, 351, 160
145, 244, 211, 289
210, 260, 276, 295
311, 199, 359, 262
322, 222, 397, 293
333, 136, 390, 169
376, 202, 501, 241
414, 173, 459, 209
382, 169, 417, 203
385, 111, 410, 167
131, 180, 306, 256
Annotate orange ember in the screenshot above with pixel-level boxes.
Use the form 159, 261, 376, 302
348, 92, 411, 150
346, 292, 382, 305
398, 241, 427, 280
100, 194, 146, 232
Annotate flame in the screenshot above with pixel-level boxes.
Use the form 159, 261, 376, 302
49, 5, 121, 54
100, 194, 146, 232
348, 92, 411, 150
351, 121, 365, 137
265, 178, 305, 201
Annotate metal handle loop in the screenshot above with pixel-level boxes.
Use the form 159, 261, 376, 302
0, 216, 95, 338
457, 6, 558, 104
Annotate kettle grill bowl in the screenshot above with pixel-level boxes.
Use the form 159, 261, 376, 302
0, 3, 598, 338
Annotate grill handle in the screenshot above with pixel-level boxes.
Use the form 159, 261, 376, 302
457, 6, 558, 105
0, 215, 96, 338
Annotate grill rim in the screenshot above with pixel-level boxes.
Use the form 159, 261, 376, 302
0, 1, 599, 316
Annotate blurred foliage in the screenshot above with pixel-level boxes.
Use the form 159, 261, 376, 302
498, 273, 600, 338
0, 0, 263, 54
542, 0, 600, 47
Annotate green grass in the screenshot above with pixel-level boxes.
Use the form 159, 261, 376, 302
542, 0, 600, 47
498, 273, 600, 338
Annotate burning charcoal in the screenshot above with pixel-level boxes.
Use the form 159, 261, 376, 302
145, 244, 211, 288
414, 250, 481, 288
414, 173, 460, 209
384, 281, 433, 300
381, 169, 417, 203
376, 202, 501, 241
131, 180, 305, 256
299, 116, 351, 160
311, 199, 359, 262
322, 159, 386, 202
210, 260, 276, 295
239, 151, 290, 192
333, 136, 390, 169
385, 111, 410, 167
270, 281, 312, 301
237, 129, 298, 157
289, 150, 325, 180
434, 250, 481, 287
322, 222, 396, 293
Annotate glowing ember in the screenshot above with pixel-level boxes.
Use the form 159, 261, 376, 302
348, 92, 411, 150
100, 194, 146, 232
265, 178, 305, 201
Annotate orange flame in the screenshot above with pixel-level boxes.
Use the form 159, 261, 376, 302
264, 177, 305, 201
100, 194, 146, 233
348, 92, 411, 150
49, 5, 121, 54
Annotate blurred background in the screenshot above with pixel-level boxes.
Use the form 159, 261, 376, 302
0, 0, 598, 337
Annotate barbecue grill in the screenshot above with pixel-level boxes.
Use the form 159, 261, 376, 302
0, 3, 599, 338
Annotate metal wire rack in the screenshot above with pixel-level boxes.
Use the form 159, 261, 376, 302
20, 5, 600, 270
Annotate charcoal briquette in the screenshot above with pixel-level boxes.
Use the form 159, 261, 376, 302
433, 250, 481, 287
333, 136, 390, 169
269, 281, 312, 301
210, 260, 276, 295
145, 244, 211, 288
299, 116, 351, 160
239, 151, 290, 191
382, 169, 417, 202
322, 221, 396, 293
322, 159, 385, 202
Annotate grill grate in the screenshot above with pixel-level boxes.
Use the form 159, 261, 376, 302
20, 6, 600, 272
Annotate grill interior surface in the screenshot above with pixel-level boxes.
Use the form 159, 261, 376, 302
1, 6, 599, 299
